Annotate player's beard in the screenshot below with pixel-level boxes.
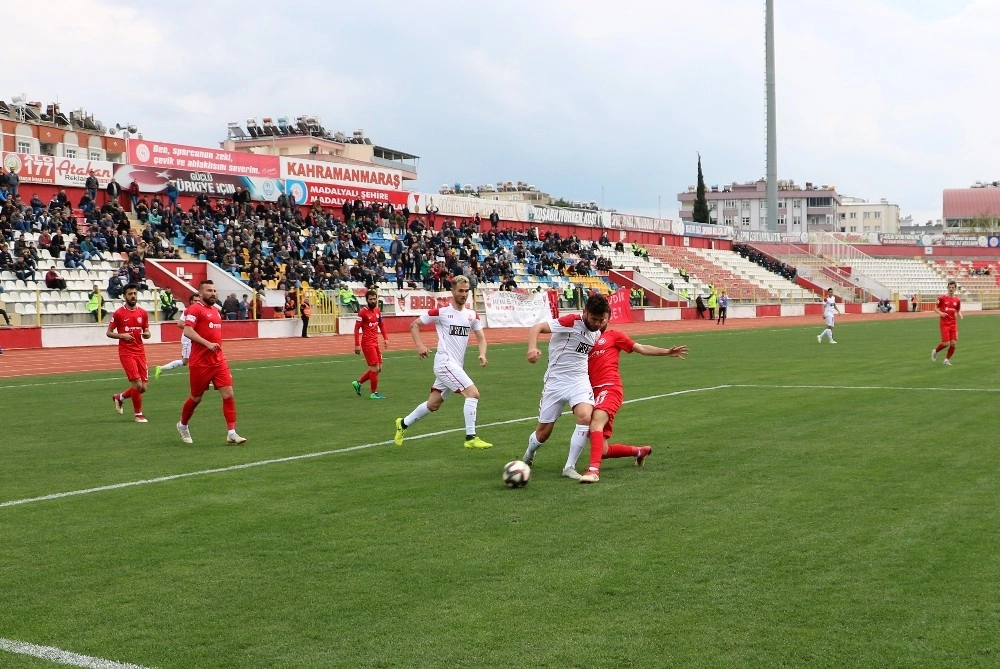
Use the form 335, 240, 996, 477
203, 295, 217, 306
125, 296, 137, 308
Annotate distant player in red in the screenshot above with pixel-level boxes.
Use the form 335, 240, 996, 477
578, 327, 687, 482
107, 283, 151, 423
932, 279, 962, 366
352, 289, 389, 399
176, 279, 247, 445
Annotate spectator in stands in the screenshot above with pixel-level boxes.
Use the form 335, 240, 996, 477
159, 288, 179, 320
338, 284, 358, 312
64, 244, 87, 271
6, 167, 19, 199
107, 270, 125, 299
29, 194, 44, 217
0, 243, 13, 270
84, 171, 99, 202
45, 266, 67, 290
13, 255, 35, 282
87, 284, 107, 322
239, 294, 251, 320
128, 180, 140, 211
106, 179, 121, 207
49, 231, 66, 259
221, 293, 240, 320
165, 181, 180, 210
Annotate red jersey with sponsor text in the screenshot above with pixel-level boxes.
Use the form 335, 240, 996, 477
588, 329, 635, 390
355, 306, 385, 346
937, 295, 961, 324
109, 306, 148, 358
183, 302, 226, 368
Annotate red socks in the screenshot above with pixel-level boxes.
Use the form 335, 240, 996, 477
370, 372, 379, 393
946, 345, 955, 360
588, 430, 606, 472
934, 344, 947, 353
359, 371, 372, 384
606, 444, 640, 458
121, 388, 143, 413
223, 397, 237, 430
181, 397, 198, 425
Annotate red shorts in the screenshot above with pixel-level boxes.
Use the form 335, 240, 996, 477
189, 364, 234, 396
593, 385, 623, 439
939, 322, 958, 343
361, 343, 382, 366
120, 354, 149, 383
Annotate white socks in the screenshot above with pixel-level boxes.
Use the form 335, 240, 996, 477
162, 359, 185, 371
463, 398, 478, 436
565, 425, 590, 470
819, 328, 832, 341
526, 431, 543, 457
404, 401, 433, 428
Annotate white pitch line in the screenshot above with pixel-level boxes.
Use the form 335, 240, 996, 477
0, 386, 724, 510
0, 638, 152, 669
730, 383, 1000, 393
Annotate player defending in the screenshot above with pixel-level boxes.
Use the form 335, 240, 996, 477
108, 283, 151, 423
932, 279, 962, 365
352, 289, 390, 399
574, 327, 687, 483
176, 280, 247, 445
154, 294, 199, 379
817, 288, 840, 344
522, 294, 611, 480
394, 276, 491, 449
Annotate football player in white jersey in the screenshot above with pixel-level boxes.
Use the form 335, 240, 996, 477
394, 276, 492, 449
522, 293, 611, 480
817, 287, 840, 344
154, 294, 200, 379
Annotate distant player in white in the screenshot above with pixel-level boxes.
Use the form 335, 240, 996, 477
394, 276, 492, 449
155, 294, 199, 379
817, 288, 840, 344
523, 293, 611, 481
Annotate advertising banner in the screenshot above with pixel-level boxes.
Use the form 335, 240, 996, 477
112, 164, 283, 201
385, 290, 455, 316
1, 151, 113, 187
608, 287, 633, 324
481, 289, 551, 328
683, 222, 733, 239
284, 180, 409, 208
530, 205, 608, 228
280, 158, 402, 189
609, 213, 673, 233
127, 139, 280, 178
409, 193, 532, 222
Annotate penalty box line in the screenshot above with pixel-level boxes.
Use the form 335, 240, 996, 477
0, 385, 728, 510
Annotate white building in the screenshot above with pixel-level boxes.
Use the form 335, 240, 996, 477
677, 179, 841, 233
837, 196, 901, 234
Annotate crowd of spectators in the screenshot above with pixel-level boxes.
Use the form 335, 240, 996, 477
732, 242, 797, 281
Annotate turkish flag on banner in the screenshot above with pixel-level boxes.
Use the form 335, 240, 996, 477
609, 288, 633, 324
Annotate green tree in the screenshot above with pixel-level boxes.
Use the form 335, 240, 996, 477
693, 153, 711, 224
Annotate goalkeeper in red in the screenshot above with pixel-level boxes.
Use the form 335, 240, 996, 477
352, 289, 389, 399
577, 327, 687, 483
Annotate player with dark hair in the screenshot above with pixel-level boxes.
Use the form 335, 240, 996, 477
154, 294, 200, 379
932, 279, 962, 366
572, 327, 687, 483
108, 283, 151, 423
176, 280, 247, 444
353, 289, 389, 399
393, 276, 492, 449
522, 293, 611, 480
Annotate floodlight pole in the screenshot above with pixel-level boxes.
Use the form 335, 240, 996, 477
765, 0, 778, 232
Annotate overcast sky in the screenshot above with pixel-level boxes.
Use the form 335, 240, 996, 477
9, 0, 997, 224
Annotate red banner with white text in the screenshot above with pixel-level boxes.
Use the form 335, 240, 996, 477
127, 140, 280, 178
609, 287, 633, 323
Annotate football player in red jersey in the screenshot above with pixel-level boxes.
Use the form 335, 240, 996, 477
932, 280, 963, 366
176, 280, 247, 445
577, 327, 687, 483
352, 289, 389, 399
107, 283, 151, 423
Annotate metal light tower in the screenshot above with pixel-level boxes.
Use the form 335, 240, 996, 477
765, 0, 778, 231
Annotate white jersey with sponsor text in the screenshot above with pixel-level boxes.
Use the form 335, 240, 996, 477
823, 296, 837, 317
420, 304, 482, 368
543, 314, 600, 385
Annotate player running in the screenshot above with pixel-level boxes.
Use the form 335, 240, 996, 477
352, 289, 390, 399
817, 287, 840, 344
522, 294, 611, 480
573, 327, 687, 483
393, 276, 492, 449
176, 280, 247, 445
932, 279, 962, 365
107, 283, 151, 423
154, 294, 199, 379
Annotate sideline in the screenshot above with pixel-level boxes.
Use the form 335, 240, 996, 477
0, 386, 726, 510
0, 638, 152, 669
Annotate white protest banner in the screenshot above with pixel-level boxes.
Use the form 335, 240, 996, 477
386, 290, 454, 316
482, 289, 551, 328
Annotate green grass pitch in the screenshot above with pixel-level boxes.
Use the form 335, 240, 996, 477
1, 316, 999, 668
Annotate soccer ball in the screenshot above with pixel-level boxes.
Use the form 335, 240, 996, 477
502, 460, 531, 488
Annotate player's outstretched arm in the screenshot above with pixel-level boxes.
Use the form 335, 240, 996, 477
409, 317, 429, 358
633, 343, 687, 359
527, 321, 551, 363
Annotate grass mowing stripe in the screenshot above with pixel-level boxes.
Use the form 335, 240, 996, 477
0, 638, 152, 669
0, 385, 725, 510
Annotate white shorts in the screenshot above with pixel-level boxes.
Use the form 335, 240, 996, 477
537, 378, 595, 424
180, 335, 192, 360
824, 313, 836, 328
431, 361, 474, 394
